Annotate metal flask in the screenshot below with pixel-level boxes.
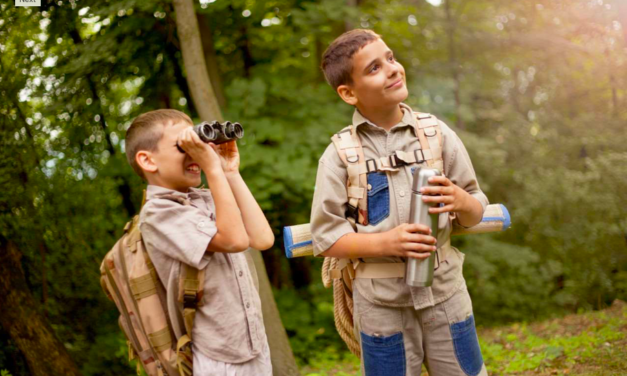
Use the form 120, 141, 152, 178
405, 167, 442, 287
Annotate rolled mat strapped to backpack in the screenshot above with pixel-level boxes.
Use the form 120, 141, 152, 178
283, 203, 511, 259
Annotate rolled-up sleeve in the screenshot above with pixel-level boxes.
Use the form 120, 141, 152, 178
140, 198, 217, 269
441, 122, 489, 218
310, 146, 356, 256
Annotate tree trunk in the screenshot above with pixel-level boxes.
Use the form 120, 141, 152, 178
290, 258, 312, 290
444, 0, 464, 130
239, 23, 254, 78
197, 13, 227, 109
0, 239, 82, 376
172, 1, 300, 374
172, 0, 222, 122
249, 250, 300, 375
344, 0, 358, 31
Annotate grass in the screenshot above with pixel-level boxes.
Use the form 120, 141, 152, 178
301, 300, 627, 376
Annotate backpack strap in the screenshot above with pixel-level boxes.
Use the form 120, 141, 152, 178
152, 194, 201, 375
179, 266, 205, 338
413, 112, 444, 172
337, 113, 444, 178
147, 194, 205, 337
327, 112, 446, 281
331, 126, 369, 226
330, 113, 445, 227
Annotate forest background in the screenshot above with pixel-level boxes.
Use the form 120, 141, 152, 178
1, 0, 626, 375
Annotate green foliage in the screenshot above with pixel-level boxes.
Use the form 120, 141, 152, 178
480, 303, 627, 375
300, 302, 627, 376
460, 236, 564, 324
1, 0, 626, 374
273, 261, 345, 364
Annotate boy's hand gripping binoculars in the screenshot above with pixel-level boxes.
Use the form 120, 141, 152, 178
177, 120, 244, 153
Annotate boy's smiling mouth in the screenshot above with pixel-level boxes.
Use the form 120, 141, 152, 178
386, 78, 404, 89
186, 163, 201, 174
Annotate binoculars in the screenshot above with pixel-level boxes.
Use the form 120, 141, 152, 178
177, 120, 244, 153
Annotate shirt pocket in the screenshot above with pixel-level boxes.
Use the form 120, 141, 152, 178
367, 172, 390, 226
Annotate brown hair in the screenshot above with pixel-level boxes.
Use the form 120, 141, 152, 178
125, 109, 193, 179
321, 29, 381, 90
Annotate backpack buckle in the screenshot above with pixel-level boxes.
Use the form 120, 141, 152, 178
414, 149, 426, 164
389, 153, 406, 168
366, 159, 377, 173
345, 204, 359, 222
183, 293, 198, 309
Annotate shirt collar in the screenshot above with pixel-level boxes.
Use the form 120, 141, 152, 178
352, 103, 418, 132
145, 185, 209, 200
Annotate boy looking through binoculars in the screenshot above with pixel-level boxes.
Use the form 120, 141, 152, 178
125, 109, 274, 375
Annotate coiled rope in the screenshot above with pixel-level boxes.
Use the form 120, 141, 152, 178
322, 257, 361, 357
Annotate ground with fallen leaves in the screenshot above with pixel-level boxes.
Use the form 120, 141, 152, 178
302, 300, 627, 376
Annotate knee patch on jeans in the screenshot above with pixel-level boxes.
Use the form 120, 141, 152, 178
360, 331, 406, 376
450, 314, 483, 376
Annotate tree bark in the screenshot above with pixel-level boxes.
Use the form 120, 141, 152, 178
172, 1, 300, 374
197, 13, 227, 109
444, 0, 464, 130
0, 239, 82, 376
249, 250, 300, 375
239, 23, 254, 78
290, 258, 312, 290
344, 0, 358, 31
172, 0, 222, 122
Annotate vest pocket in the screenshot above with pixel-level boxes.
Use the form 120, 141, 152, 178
367, 172, 390, 225
450, 314, 484, 376
360, 331, 406, 376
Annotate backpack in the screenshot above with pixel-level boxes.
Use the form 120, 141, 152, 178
322, 112, 445, 357
100, 194, 203, 376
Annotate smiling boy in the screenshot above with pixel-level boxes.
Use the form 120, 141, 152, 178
126, 109, 274, 375
311, 30, 489, 375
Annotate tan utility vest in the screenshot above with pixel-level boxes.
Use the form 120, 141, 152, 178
323, 112, 445, 357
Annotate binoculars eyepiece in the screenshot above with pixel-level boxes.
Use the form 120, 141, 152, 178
177, 120, 244, 153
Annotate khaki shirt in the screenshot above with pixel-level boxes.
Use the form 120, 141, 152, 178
139, 185, 265, 363
311, 103, 488, 310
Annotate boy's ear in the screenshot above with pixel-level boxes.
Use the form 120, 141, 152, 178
337, 84, 358, 106
136, 151, 157, 174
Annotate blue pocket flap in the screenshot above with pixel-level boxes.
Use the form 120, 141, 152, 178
368, 173, 389, 196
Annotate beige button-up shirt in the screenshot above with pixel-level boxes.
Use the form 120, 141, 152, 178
311, 103, 488, 310
139, 185, 265, 363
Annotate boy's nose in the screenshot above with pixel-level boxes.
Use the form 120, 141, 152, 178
387, 62, 400, 77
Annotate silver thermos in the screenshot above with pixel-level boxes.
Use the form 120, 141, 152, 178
405, 167, 441, 287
